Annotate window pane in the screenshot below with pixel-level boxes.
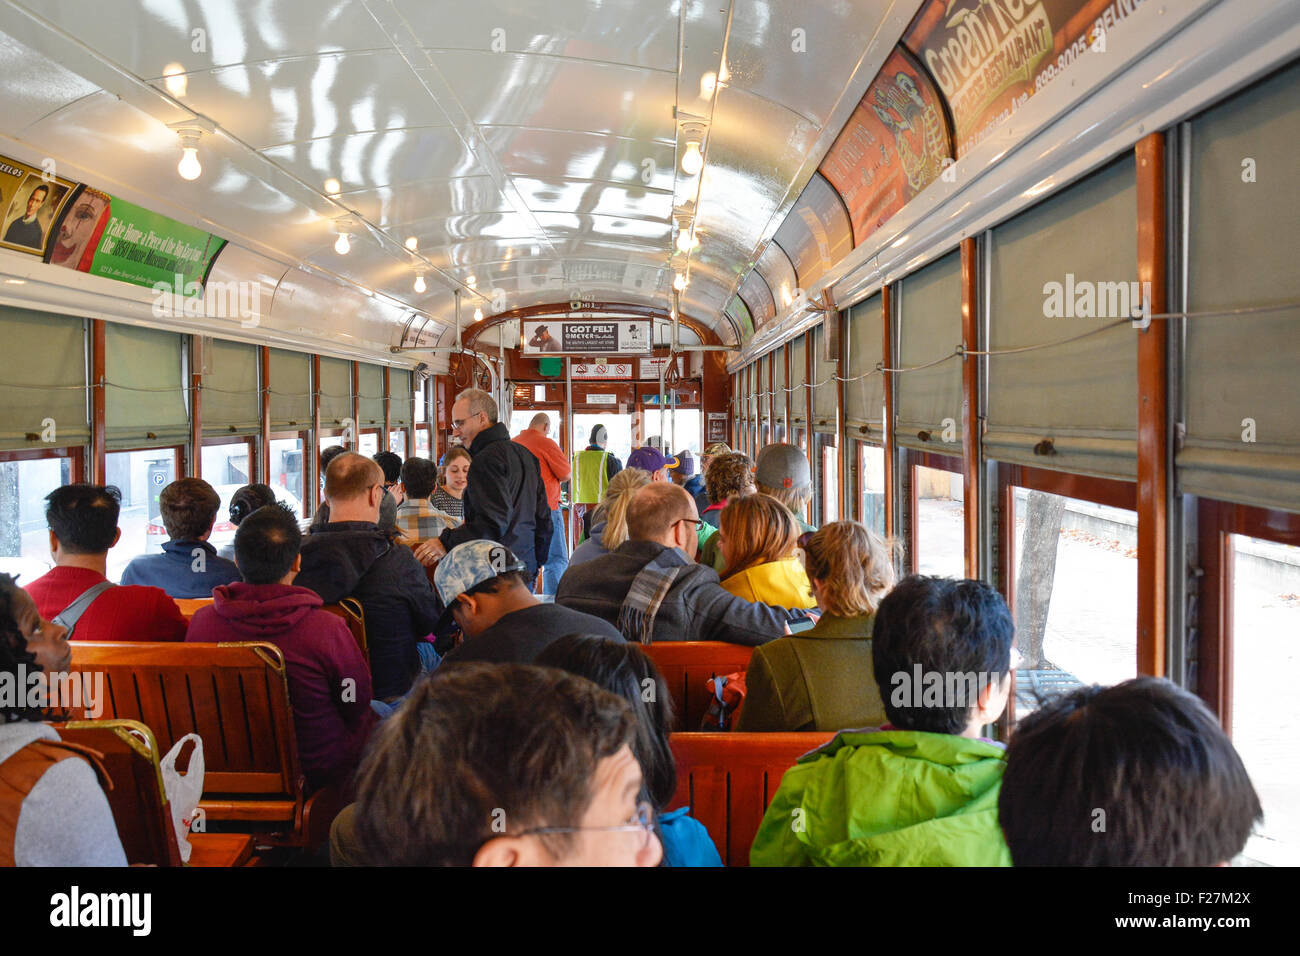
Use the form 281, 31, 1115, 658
819, 437, 838, 523
914, 464, 963, 577
201, 442, 250, 486
269, 436, 305, 512
1011, 487, 1136, 718
574, 413, 632, 464
105, 449, 176, 581
415, 381, 427, 423
318, 433, 345, 456
359, 432, 379, 456
1230, 533, 1300, 866
388, 430, 407, 457
415, 427, 431, 459
643, 409, 701, 458
0, 456, 73, 581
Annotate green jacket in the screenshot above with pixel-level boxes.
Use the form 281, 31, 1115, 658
735, 613, 883, 733
749, 729, 1012, 867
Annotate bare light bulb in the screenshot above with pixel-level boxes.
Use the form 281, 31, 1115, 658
334, 232, 351, 255
473, 307, 484, 321
324, 178, 341, 195
177, 146, 202, 181
162, 63, 187, 98
404, 236, 418, 251
676, 228, 693, 254
673, 273, 688, 292
413, 274, 426, 294
680, 140, 703, 176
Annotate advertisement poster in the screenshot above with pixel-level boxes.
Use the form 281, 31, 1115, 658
46, 191, 225, 294
522, 320, 652, 355
818, 46, 953, 245
0, 155, 77, 257
903, 0, 1141, 156
639, 355, 684, 380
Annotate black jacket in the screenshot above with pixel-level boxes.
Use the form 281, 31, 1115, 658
439, 422, 552, 574
295, 521, 440, 700
441, 602, 624, 666
555, 539, 807, 646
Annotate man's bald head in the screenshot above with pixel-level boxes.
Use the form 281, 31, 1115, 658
325, 452, 385, 505
528, 413, 551, 434
626, 483, 696, 544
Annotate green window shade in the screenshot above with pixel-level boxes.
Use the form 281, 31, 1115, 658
895, 250, 962, 453
1178, 61, 1300, 512
746, 364, 757, 426
846, 293, 885, 441
789, 334, 808, 424
390, 369, 413, 427
985, 155, 1138, 479
771, 344, 787, 430
357, 364, 384, 427
201, 338, 259, 437
269, 348, 311, 431
0, 307, 88, 450
812, 323, 838, 431
318, 357, 352, 427
105, 324, 188, 450
757, 354, 770, 424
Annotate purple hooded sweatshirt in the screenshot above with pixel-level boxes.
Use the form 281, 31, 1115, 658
186, 582, 376, 791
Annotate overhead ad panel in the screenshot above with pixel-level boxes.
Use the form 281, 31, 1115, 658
521, 319, 652, 355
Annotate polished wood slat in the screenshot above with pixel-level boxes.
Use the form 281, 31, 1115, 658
640, 642, 755, 731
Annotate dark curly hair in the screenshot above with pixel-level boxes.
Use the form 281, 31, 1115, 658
0, 573, 44, 723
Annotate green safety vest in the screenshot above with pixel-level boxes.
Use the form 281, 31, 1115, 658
573, 449, 611, 504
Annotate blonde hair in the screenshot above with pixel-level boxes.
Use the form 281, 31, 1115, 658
719, 494, 798, 579
802, 521, 896, 617
599, 467, 652, 551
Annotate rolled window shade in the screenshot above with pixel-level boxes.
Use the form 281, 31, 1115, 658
789, 334, 808, 423
845, 293, 884, 441
269, 348, 311, 430
0, 307, 88, 450
357, 364, 384, 427
201, 338, 259, 436
771, 343, 787, 430
390, 370, 413, 427
105, 324, 188, 450
812, 323, 838, 431
318, 357, 352, 427
757, 354, 770, 425
895, 249, 963, 453
746, 364, 757, 427
985, 155, 1138, 478
1179, 62, 1300, 512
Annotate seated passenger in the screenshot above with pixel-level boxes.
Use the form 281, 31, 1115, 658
0, 574, 127, 865
186, 504, 375, 791
696, 451, 756, 573
26, 485, 186, 642
430, 446, 470, 520
536, 634, 722, 867
434, 540, 623, 665
373, 450, 404, 507
340, 662, 662, 866
718, 494, 816, 609
750, 575, 1015, 866
311, 445, 398, 531
626, 446, 678, 482
695, 442, 732, 517
394, 457, 460, 541
737, 521, 895, 732
556, 484, 809, 646
294, 453, 440, 702
998, 677, 1262, 866
218, 483, 278, 560
755, 443, 815, 534
671, 449, 705, 506
569, 467, 650, 567
121, 477, 241, 598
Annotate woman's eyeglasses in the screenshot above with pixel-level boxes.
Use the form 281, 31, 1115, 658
516, 802, 656, 850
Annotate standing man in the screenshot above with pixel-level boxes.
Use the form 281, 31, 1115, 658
574, 424, 623, 539
413, 389, 551, 581
513, 413, 572, 596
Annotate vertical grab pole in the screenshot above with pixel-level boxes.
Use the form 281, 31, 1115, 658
565, 355, 575, 554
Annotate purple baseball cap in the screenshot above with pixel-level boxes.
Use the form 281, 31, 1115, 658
627, 446, 679, 473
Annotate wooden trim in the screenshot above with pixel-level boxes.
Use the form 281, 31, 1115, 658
382, 366, 392, 450
783, 342, 792, 440
960, 237, 980, 579
188, 337, 202, 478
1136, 132, 1169, 678
90, 319, 106, 485
309, 354, 321, 516
997, 461, 1136, 511
258, 346, 271, 485
350, 362, 360, 452
835, 310, 847, 517
880, 286, 895, 542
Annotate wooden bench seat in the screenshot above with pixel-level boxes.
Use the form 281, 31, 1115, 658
174, 597, 214, 621
641, 642, 755, 730
667, 731, 834, 866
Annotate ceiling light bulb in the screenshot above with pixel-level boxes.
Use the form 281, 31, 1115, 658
467, 275, 477, 288
177, 146, 201, 181
162, 63, 187, 98
676, 228, 694, 254
673, 273, 688, 291
334, 232, 351, 255
414, 274, 426, 293
700, 71, 717, 98
473, 308, 484, 321
680, 140, 703, 176
324, 178, 341, 195
404, 236, 418, 251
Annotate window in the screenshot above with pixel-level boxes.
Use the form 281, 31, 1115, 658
105, 448, 177, 582
912, 463, 963, 577
318, 432, 346, 457
201, 440, 252, 487
857, 443, 886, 537
414, 426, 431, 460
269, 436, 306, 513
1009, 487, 1136, 718
643, 409, 701, 459
575, 413, 632, 466
359, 431, 379, 457
389, 430, 407, 458
0, 454, 75, 581
818, 436, 838, 523
1229, 533, 1300, 866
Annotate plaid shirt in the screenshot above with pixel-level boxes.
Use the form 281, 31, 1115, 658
394, 497, 461, 541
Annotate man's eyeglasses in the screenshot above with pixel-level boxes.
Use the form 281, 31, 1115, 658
452, 412, 482, 431
516, 802, 656, 850
676, 516, 703, 529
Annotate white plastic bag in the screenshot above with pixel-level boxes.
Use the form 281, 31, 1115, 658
160, 733, 205, 863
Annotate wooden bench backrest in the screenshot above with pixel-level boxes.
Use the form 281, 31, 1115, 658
641, 642, 755, 730
52, 719, 183, 867
174, 598, 214, 621
321, 597, 368, 662
64, 641, 301, 803
667, 732, 834, 867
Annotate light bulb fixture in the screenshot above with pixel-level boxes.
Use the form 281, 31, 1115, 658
333, 217, 356, 255
679, 123, 706, 176
466, 275, 477, 288
324, 177, 341, 195
473, 307, 484, 321
413, 273, 427, 294
168, 118, 214, 182
673, 272, 688, 292
162, 63, 187, 98
404, 236, 418, 251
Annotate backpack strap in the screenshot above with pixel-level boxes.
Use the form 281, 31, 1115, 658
51, 580, 115, 632
0, 738, 112, 866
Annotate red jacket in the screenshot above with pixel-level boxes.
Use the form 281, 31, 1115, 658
513, 428, 571, 511
26, 566, 186, 642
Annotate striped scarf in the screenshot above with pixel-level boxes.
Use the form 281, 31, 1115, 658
617, 558, 683, 645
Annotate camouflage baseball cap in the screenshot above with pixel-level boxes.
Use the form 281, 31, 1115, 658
433, 540, 528, 629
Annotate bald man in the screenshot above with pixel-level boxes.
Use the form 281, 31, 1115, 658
295, 453, 442, 702
555, 483, 811, 645
513, 412, 572, 596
